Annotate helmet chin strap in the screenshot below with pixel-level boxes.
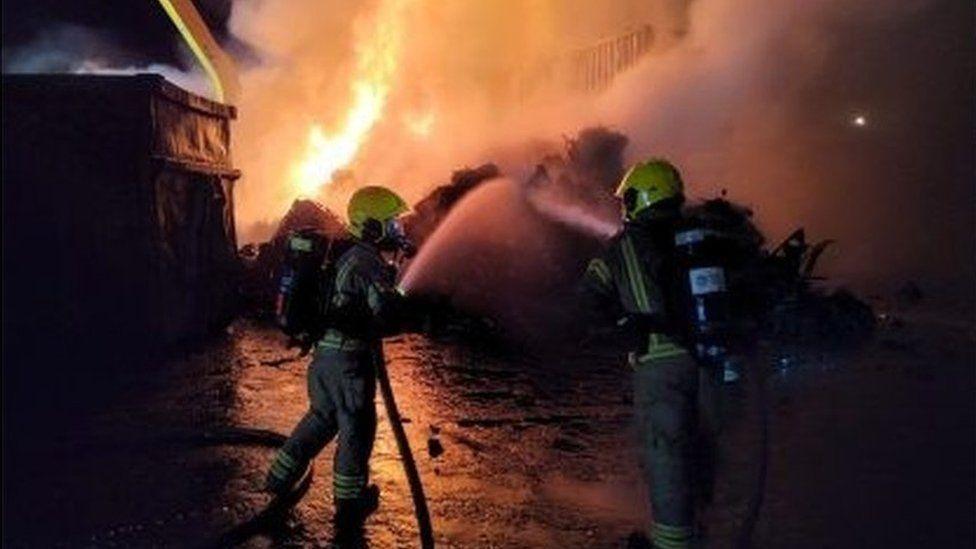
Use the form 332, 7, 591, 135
378, 233, 416, 257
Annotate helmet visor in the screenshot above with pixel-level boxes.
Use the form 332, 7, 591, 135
384, 218, 406, 241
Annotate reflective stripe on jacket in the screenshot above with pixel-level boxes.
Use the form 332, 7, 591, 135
582, 224, 689, 363
318, 241, 398, 350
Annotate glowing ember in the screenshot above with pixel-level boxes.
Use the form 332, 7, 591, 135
290, 0, 408, 198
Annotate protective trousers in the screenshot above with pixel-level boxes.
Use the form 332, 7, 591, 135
633, 352, 721, 549
270, 347, 378, 501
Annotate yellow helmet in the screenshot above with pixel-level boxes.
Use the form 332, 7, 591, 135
347, 186, 409, 239
615, 159, 684, 220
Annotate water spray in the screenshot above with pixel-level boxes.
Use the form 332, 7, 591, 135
524, 165, 622, 241
526, 192, 621, 240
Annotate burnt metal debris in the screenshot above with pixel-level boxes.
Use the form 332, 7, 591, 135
402, 163, 501, 246
240, 127, 873, 354
683, 199, 875, 350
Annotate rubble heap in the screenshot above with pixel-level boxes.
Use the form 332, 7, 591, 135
272, 199, 347, 241
238, 126, 875, 350
403, 163, 500, 245
681, 197, 875, 347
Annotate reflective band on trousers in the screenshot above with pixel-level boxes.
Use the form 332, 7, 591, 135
620, 235, 652, 313
333, 472, 366, 500
651, 522, 693, 549
268, 450, 301, 481
631, 333, 689, 366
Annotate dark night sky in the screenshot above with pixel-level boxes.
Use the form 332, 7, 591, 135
1, 0, 232, 69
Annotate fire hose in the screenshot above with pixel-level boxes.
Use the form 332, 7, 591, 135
179, 350, 434, 548
734, 356, 771, 549
165, 427, 313, 548
374, 347, 436, 549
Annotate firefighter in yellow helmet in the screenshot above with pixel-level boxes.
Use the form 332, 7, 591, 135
266, 186, 413, 542
581, 160, 721, 548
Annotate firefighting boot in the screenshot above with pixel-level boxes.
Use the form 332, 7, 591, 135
359, 484, 380, 518
628, 529, 701, 549
334, 484, 380, 532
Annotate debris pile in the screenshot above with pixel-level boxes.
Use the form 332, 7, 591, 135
272, 199, 348, 240
403, 163, 500, 245
739, 225, 875, 347
681, 200, 876, 347
558, 126, 629, 191
526, 128, 629, 235
239, 126, 875, 351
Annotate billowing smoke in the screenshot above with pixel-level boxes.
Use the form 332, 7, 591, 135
227, 0, 972, 294
3, 0, 971, 291
227, 0, 695, 240
591, 0, 974, 287
2, 23, 209, 95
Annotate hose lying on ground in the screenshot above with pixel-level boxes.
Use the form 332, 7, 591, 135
170, 427, 314, 548
374, 347, 436, 549
173, 346, 435, 548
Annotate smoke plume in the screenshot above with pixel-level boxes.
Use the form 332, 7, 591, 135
227, 0, 972, 293
227, 0, 694, 239
592, 0, 974, 286
3, 23, 209, 95
3, 0, 971, 291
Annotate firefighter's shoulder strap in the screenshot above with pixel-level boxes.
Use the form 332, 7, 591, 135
617, 229, 690, 365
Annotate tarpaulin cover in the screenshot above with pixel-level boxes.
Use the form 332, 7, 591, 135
151, 83, 233, 169
2, 74, 240, 362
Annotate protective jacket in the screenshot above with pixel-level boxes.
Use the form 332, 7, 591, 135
317, 240, 405, 351
582, 212, 692, 364
268, 240, 403, 506
581, 210, 719, 549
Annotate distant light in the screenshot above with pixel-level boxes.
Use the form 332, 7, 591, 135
851, 114, 868, 127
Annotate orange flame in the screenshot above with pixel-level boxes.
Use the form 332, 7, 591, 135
290, 0, 408, 198
403, 109, 435, 138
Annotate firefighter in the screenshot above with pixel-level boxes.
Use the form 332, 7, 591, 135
581, 160, 721, 548
265, 186, 411, 538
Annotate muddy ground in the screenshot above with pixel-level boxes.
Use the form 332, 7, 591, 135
3, 295, 974, 548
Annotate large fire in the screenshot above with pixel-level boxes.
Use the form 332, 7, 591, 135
290, 0, 408, 198
228, 0, 689, 242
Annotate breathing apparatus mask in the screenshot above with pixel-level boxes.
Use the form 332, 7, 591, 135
381, 217, 416, 257
363, 217, 416, 258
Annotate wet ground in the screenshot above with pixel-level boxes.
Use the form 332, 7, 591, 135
4, 296, 974, 548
